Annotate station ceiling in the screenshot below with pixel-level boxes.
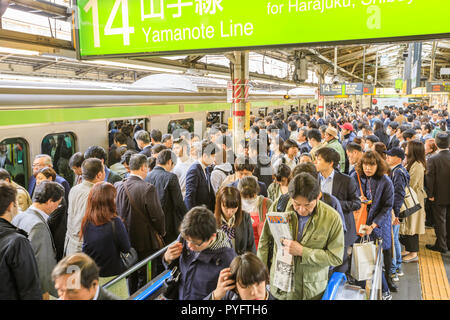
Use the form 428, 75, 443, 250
0, 0, 448, 91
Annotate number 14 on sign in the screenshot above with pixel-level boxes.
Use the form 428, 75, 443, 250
83, 0, 135, 47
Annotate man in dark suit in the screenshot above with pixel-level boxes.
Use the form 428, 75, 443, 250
52, 252, 120, 300
315, 147, 361, 273
184, 140, 217, 211
386, 121, 400, 150
425, 132, 450, 253
135, 130, 153, 158
28, 154, 70, 203
115, 154, 165, 294
84, 146, 122, 185
147, 150, 187, 244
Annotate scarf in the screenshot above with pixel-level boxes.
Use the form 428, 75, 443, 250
208, 229, 233, 250
220, 215, 236, 240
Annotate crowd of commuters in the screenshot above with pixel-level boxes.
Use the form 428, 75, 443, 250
0, 101, 449, 300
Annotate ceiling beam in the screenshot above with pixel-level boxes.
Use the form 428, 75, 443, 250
0, 29, 73, 50
8, 0, 70, 20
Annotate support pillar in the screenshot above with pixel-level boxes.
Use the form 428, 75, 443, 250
231, 51, 249, 153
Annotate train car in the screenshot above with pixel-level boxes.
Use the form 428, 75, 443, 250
0, 79, 314, 188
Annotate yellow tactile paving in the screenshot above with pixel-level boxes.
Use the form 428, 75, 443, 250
418, 229, 450, 300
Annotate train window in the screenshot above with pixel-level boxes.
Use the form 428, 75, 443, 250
108, 119, 146, 148
273, 108, 284, 114
41, 133, 76, 187
206, 112, 224, 128
258, 108, 268, 117
168, 118, 194, 135
0, 138, 29, 188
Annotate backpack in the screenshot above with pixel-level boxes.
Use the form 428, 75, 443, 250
214, 167, 232, 176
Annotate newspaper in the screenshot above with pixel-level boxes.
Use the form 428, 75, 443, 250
266, 212, 295, 293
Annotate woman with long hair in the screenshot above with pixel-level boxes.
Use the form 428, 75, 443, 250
400, 140, 427, 262
214, 186, 255, 255
81, 182, 131, 279
351, 151, 395, 299
267, 163, 291, 203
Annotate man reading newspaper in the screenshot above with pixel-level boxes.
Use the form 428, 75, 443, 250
257, 173, 344, 300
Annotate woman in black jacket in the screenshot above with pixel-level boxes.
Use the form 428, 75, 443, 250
214, 187, 255, 255
374, 120, 390, 147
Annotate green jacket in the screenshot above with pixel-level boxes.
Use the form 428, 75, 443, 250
257, 200, 344, 300
325, 139, 346, 172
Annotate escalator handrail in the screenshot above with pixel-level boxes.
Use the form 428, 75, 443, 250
103, 240, 178, 290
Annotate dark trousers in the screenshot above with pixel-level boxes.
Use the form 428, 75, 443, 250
354, 247, 392, 294
425, 199, 435, 227
127, 250, 165, 295
431, 203, 450, 251
400, 234, 419, 253
333, 245, 349, 274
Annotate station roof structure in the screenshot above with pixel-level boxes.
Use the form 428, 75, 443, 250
0, 0, 448, 93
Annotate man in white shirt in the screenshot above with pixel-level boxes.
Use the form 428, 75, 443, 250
172, 138, 195, 198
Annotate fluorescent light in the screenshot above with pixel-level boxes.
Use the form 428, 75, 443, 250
0, 46, 40, 56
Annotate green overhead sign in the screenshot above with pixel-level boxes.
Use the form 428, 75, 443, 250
75, 0, 450, 59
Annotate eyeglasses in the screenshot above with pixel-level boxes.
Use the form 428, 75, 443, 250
186, 238, 205, 247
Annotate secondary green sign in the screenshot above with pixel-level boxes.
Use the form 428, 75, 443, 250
75, 0, 450, 59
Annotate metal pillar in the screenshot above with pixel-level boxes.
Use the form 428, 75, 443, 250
429, 41, 437, 81
231, 51, 249, 153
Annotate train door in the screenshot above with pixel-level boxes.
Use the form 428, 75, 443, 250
206, 111, 225, 127
0, 138, 30, 188
168, 118, 195, 140
41, 132, 77, 187
258, 108, 268, 117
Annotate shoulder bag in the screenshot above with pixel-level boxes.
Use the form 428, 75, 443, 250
161, 265, 181, 300
392, 168, 422, 219
122, 179, 165, 249
353, 172, 369, 237
111, 219, 138, 269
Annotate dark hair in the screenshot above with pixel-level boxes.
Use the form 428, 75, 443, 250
388, 121, 399, 130
37, 167, 56, 181
373, 142, 387, 160
32, 180, 64, 204
147, 157, 157, 171
51, 253, 99, 290
435, 132, 449, 149
229, 252, 269, 288
275, 163, 292, 182
292, 162, 318, 180
82, 158, 104, 181
402, 129, 416, 140
129, 154, 148, 171
150, 129, 162, 143
0, 168, 11, 182
346, 142, 362, 153
355, 151, 389, 178
113, 132, 128, 145
316, 147, 340, 168
307, 129, 322, 143
162, 134, 172, 143
406, 140, 426, 173
237, 176, 260, 199
283, 139, 299, 153
151, 144, 167, 156
157, 149, 176, 166
134, 130, 151, 144
216, 135, 232, 148
288, 172, 320, 202
84, 146, 107, 163
0, 180, 17, 216
214, 187, 243, 228
120, 150, 138, 165
80, 182, 117, 239
365, 135, 380, 143
180, 206, 217, 242
69, 152, 85, 168
201, 140, 217, 156
422, 123, 432, 134
234, 156, 256, 173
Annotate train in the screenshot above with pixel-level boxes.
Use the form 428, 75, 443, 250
0, 78, 316, 188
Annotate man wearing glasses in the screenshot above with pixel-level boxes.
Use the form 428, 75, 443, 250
257, 173, 344, 300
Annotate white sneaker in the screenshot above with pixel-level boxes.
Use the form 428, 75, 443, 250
391, 274, 400, 282
382, 292, 392, 300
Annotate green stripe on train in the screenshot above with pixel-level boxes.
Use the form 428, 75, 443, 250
0, 100, 295, 126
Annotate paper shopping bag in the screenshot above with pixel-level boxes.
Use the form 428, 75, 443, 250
351, 240, 376, 281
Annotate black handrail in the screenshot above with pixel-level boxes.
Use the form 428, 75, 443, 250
103, 240, 177, 290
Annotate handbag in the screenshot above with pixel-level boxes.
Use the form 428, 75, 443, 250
392, 167, 422, 219
350, 235, 376, 281
399, 185, 422, 219
161, 266, 181, 300
122, 179, 165, 250
111, 219, 138, 269
353, 172, 368, 237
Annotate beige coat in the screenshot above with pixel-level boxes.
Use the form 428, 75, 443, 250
400, 162, 426, 236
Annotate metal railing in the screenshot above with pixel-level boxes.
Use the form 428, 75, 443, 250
369, 239, 383, 300
103, 240, 177, 291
